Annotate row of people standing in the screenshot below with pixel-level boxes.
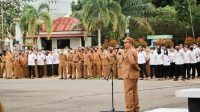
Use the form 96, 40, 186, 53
0, 47, 124, 79
138, 44, 200, 81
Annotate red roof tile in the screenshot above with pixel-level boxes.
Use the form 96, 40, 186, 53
41, 17, 81, 32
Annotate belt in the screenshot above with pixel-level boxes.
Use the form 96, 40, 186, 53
2, 62, 6, 63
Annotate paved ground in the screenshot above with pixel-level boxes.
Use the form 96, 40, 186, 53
1, 78, 200, 112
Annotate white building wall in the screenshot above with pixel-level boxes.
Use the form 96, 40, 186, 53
70, 37, 81, 48
85, 37, 92, 47
51, 37, 81, 49
52, 39, 57, 49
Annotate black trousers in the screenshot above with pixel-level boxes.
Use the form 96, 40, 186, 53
139, 64, 148, 78
197, 62, 200, 77
37, 65, 44, 78
163, 65, 170, 78
191, 63, 197, 78
157, 65, 163, 78
175, 64, 185, 79
170, 62, 175, 78
53, 64, 59, 76
184, 63, 191, 79
150, 65, 157, 78
46, 64, 52, 77
28, 65, 35, 78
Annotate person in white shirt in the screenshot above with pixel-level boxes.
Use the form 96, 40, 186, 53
168, 47, 176, 79
196, 45, 200, 78
163, 49, 171, 79
46, 51, 53, 77
137, 46, 148, 80
149, 47, 157, 79
183, 46, 191, 80
155, 48, 164, 79
189, 46, 197, 79
52, 50, 59, 76
174, 46, 185, 81
37, 50, 46, 78
28, 49, 37, 78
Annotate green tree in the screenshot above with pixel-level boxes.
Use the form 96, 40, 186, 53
19, 3, 52, 39
116, 0, 156, 38
72, 0, 125, 46
149, 6, 187, 39
150, 0, 174, 8
0, 0, 23, 39
71, 0, 82, 12
174, 0, 196, 22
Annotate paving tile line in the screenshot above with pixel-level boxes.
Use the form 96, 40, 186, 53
6, 83, 200, 111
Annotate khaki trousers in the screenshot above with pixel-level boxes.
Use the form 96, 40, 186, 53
102, 65, 109, 79
1, 63, 6, 77
83, 64, 91, 78
93, 60, 101, 77
6, 63, 13, 78
68, 61, 73, 77
72, 62, 80, 79
59, 65, 66, 78
124, 79, 140, 112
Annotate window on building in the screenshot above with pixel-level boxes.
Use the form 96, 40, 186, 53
57, 39, 70, 49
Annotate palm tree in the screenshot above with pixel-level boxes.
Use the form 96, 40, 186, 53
116, 0, 156, 34
72, 0, 125, 47
19, 3, 52, 41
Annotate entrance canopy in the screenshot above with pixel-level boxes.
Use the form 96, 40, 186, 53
147, 35, 173, 40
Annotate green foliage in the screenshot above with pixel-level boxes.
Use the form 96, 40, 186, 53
19, 3, 52, 39
174, 0, 196, 22
151, 0, 174, 8
71, 0, 125, 39
0, 0, 23, 39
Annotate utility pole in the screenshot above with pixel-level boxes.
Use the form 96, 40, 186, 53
187, 0, 195, 38
125, 16, 130, 37
1, 0, 3, 39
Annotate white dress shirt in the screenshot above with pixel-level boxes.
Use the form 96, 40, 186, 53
156, 53, 164, 65
190, 50, 197, 64
149, 53, 157, 65
28, 53, 37, 66
168, 51, 176, 63
163, 55, 170, 66
183, 50, 191, 64
52, 53, 59, 64
46, 54, 53, 65
197, 48, 200, 62
37, 53, 45, 65
174, 51, 184, 65
137, 51, 147, 64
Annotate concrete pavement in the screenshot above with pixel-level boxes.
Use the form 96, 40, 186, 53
0, 79, 200, 112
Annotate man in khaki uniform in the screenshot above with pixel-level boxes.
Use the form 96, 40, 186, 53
68, 50, 73, 78
83, 50, 92, 79
108, 47, 117, 78
0, 55, 1, 78
79, 48, 84, 78
1, 51, 6, 78
59, 51, 67, 79
72, 49, 80, 79
93, 48, 102, 77
122, 37, 141, 112
116, 49, 124, 79
100, 49, 110, 79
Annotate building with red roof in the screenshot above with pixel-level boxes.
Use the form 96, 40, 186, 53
24, 17, 92, 50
